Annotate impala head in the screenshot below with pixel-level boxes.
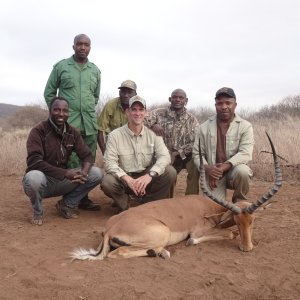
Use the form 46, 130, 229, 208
199, 131, 282, 251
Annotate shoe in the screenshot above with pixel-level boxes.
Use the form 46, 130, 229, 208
31, 213, 44, 225
56, 200, 79, 219
78, 197, 101, 211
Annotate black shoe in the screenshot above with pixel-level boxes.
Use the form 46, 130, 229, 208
78, 197, 101, 211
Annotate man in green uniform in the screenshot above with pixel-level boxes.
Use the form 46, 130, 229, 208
97, 80, 137, 154
44, 33, 101, 211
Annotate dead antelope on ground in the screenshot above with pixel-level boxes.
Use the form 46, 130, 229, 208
71, 132, 282, 261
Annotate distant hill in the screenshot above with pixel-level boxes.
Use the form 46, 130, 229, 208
0, 103, 23, 119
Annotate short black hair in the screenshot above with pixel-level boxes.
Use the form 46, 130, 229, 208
49, 96, 69, 110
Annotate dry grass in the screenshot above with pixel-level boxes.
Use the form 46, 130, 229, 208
0, 117, 299, 181
0, 127, 29, 176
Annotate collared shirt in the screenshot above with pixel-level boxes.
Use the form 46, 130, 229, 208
97, 97, 128, 134
44, 56, 101, 136
193, 114, 254, 169
146, 107, 199, 159
104, 124, 171, 178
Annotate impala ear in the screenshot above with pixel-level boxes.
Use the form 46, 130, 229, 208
204, 212, 225, 226
216, 210, 235, 228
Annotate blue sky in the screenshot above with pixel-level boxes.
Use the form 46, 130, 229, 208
1, 0, 299, 111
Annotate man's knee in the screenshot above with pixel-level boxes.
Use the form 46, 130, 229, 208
101, 174, 119, 193
23, 170, 46, 192
231, 164, 253, 180
88, 167, 104, 184
164, 165, 177, 183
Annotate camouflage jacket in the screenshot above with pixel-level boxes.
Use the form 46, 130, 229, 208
146, 107, 199, 159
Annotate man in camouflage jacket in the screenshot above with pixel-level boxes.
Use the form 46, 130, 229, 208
146, 89, 199, 194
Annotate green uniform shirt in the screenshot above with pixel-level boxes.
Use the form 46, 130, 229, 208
97, 97, 128, 134
44, 56, 101, 136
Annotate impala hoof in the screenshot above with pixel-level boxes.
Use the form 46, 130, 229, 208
186, 238, 196, 246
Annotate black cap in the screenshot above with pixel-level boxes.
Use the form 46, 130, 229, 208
215, 87, 236, 99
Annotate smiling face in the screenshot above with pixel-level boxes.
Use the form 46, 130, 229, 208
126, 102, 146, 126
50, 99, 69, 129
73, 34, 91, 63
215, 95, 237, 122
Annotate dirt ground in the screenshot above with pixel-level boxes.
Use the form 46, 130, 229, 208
1, 171, 300, 300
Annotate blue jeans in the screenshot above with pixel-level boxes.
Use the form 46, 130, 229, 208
23, 167, 103, 215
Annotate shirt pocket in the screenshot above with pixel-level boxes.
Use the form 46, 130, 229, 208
227, 137, 240, 158
61, 75, 74, 89
140, 149, 154, 167
118, 147, 135, 171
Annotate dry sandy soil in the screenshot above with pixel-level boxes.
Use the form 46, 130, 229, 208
1, 171, 299, 300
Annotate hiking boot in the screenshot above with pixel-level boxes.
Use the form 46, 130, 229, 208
78, 197, 101, 211
55, 200, 79, 219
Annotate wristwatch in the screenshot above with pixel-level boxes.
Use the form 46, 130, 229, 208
148, 171, 158, 177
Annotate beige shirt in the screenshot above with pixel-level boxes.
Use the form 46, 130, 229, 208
193, 114, 254, 169
104, 124, 171, 178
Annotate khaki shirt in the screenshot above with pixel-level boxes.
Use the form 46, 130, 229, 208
104, 124, 171, 178
193, 114, 254, 169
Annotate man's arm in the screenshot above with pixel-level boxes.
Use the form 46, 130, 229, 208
104, 132, 127, 178
150, 135, 171, 175
44, 65, 60, 108
93, 67, 101, 105
26, 128, 67, 180
97, 131, 106, 154
226, 122, 254, 166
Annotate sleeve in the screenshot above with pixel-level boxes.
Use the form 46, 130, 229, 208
150, 135, 171, 175
94, 67, 101, 105
44, 65, 60, 108
103, 132, 127, 178
26, 128, 67, 180
227, 123, 254, 166
97, 103, 111, 133
144, 109, 158, 128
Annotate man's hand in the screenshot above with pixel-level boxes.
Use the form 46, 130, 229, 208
65, 169, 88, 184
121, 174, 152, 197
171, 151, 179, 164
205, 163, 232, 189
150, 124, 165, 137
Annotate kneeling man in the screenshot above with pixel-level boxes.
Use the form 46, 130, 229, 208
101, 95, 177, 211
23, 97, 103, 225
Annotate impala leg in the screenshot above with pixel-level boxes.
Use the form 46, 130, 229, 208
186, 228, 238, 246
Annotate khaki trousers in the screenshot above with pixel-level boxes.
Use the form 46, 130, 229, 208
101, 165, 177, 211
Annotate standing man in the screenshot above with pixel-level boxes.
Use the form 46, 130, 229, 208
44, 34, 101, 211
23, 97, 103, 225
97, 80, 137, 154
193, 87, 254, 203
146, 89, 199, 195
101, 95, 177, 212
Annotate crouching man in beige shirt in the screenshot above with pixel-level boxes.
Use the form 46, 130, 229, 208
101, 95, 177, 211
